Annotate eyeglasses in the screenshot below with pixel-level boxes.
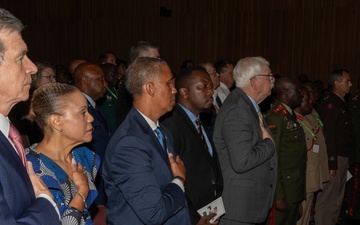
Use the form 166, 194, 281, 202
254, 74, 275, 80
209, 71, 219, 76
42, 75, 56, 81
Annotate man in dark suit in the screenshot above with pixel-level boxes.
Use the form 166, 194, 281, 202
161, 66, 223, 224
102, 57, 192, 225
265, 76, 307, 225
74, 63, 111, 205
0, 8, 59, 224
103, 57, 218, 225
213, 57, 277, 225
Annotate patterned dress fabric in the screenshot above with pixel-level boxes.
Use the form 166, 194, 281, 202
26, 144, 100, 225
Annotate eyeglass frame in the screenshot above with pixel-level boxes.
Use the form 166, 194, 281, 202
209, 71, 219, 77
41, 75, 56, 81
253, 73, 275, 81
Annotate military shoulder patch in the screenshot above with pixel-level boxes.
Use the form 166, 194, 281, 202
272, 104, 287, 115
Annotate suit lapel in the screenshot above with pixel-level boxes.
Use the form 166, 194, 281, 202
0, 133, 33, 195
131, 108, 171, 169
175, 105, 215, 163
88, 102, 110, 134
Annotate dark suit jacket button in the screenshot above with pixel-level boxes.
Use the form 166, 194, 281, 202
211, 180, 215, 184
270, 184, 273, 188
270, 168, 274, 171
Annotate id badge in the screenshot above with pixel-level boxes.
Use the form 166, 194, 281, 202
313, 144, 319, 153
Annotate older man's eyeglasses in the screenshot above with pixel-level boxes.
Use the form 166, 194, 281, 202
254, 74, 274, 81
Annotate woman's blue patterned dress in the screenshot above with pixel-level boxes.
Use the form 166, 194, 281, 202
26, 144, 100, 225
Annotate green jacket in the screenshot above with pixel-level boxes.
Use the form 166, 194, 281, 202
265, 100, 307, 204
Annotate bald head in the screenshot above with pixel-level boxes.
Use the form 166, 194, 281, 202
69, 59, 87, 75
74, 63, 107, 101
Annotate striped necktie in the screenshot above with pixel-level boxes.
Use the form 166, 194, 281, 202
257, 111, 264, 126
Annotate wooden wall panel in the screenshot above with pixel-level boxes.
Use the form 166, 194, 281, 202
1, 0, 359, 91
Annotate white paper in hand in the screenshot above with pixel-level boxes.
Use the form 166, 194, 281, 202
197, 197, 225, 223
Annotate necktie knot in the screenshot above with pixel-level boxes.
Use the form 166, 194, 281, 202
8, 123, 27, 169
154, 127, 167, 151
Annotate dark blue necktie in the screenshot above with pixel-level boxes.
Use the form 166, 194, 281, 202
216, 95, 222, 108
154, 127, 167, 151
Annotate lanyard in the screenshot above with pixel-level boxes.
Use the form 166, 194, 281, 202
106, 86, 118, 100
296, 115, 317, 140
312, 113, 324, 127
298, 121, 317, 140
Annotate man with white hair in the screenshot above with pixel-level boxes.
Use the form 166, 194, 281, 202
213, 57, 277, 225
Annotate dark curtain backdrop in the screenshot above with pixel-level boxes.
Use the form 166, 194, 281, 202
2, 0, 360, 91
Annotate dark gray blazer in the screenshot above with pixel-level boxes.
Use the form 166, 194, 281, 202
213, 88, 277, 223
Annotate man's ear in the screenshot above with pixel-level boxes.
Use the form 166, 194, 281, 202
82, 75, 90, 86
179, 87, 188, 99
250, 77, 257, 89
145, 82, 155, 97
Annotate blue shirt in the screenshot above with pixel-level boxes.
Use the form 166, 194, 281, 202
178, 104, 213, 156
246, 94, 261, 113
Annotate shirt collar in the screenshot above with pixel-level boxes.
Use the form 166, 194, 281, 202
246, 94, 260, 112
0, 113, 10, 137
178, 103, 198, 122
135, 108, 159, 131
83, 93, 96, 108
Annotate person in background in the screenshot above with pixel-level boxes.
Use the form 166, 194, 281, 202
347, 79, 360, 223
266, 76, 306, 225
99, 51, 116, 65
115, 59, 132, 126
117, 41, 161, 126
116, 59, 127, 88
180, 59, 194, 70
198, 62, 220, 136
69, 59, 87, 79
74, 63, 110, 206
214, 57, 277, 225
98, 63, 120, 134
26, 83, 100, 225
214, 60, 235, 104
161, 66, 223, 224
315, 69, 353, 225
294, 86, 329, 225
55, 64, 73, 85
31, 61, 56, 89
0, 7, 60, 224
129, 41, 160, 63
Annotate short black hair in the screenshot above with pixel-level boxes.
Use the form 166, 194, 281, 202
175, 66, 207, 91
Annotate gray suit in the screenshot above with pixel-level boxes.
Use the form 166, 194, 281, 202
213, 88, 277, 224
